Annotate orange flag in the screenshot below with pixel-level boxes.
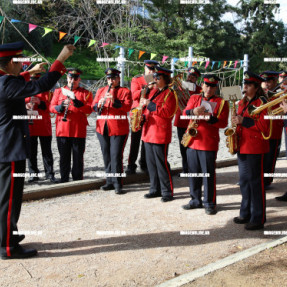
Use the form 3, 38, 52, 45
139, 51, 146, 59
59, 31, 67, 41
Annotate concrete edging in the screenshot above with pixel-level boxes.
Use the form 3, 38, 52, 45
157, 236, 287, 287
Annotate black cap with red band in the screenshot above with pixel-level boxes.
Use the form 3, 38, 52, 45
279, 71, 287, 78
203, 74, 221, 87
260, 71, 280, 81
187, 67, 201, 77
105, 68, 121, 78
0, 41, 24, 58
144, 60, 159, 70
67, 68, 83, 79
244, 71, 265, 84
154, 66, 172, 76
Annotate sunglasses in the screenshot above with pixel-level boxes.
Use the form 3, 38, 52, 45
153, 75, 162, 80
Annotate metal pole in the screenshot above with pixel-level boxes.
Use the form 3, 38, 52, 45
171, 58, 175, 77
188, 46, 193, 68
243, 54, 249, 73
119, 47, 125, 87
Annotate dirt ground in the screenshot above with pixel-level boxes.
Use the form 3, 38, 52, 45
1, 160, 287, 287
184, 243, 287, 287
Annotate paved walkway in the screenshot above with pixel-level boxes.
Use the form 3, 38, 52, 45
1, 159, 287, 287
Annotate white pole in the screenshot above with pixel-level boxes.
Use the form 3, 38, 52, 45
188, 46, 193, 68
171, 58, 175, 77
119, 47, 125, 87
243, 54, 249, 73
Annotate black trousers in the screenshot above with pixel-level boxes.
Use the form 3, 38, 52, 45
0, 160, 25, 256
57, 137, 86, 182
27, 136, 54, 178
97, 124, 128, 188
127, 129, 146, 170
187, 148, 217, 208
144, 142, 173, 198
238, 153, 266, 225
177, 127, 188, 173
263, 138, 281, 186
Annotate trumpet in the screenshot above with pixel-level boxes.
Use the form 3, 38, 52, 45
248, 90, 287, 116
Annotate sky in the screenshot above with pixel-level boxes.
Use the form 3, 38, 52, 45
225, 0, 287, 25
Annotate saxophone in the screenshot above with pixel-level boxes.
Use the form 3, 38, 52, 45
130, 82, 155, 132
224, 99, 238, 155
181, 119, 198, 147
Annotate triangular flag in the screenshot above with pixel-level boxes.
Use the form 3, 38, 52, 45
162, 55, 169, 64
42, 28, 53, 37
173, 58, 179, 63
223, 61, 227, 68
0, 16, 3, 24
128, 49, 134, 58
74, 36, 81, 45
150, 53, 157, 60
234, 60, 238, 68
184, 61, 188, 67
59, 31, 67, 41
114, 45, 121, 50
100, 43, 109, 48
11, 19, 21, 23
218, 61, 221, 68
192, 61, 197, 67
205, 61, 210, 69
199, 61, 204, 67
211, 61, 216, 69
240, 60, 244, 67
88, 39, 96, 47
139, 51, 145, 59
228, 61, 233, 68
28, 24, 37, 33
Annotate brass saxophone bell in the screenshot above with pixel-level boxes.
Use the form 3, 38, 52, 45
189, 128, 198, 137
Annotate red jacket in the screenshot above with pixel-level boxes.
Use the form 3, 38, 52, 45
236, 97, 270, 154
92, 86, 132, 136
130, 75, 146, 110
174, 84, 202, 128
141, 87, 178, 144
183, 94, 229, 151
50, 86, 93, 138
25, 91, 52, 136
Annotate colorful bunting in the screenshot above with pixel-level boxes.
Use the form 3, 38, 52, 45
74, 36, 81, 45
0, 16, 3, 24
218, 61, 221, 68
192, 61, 197, 67
211, 61, 216, 69
184, 61, 188, 67
28, 24, 37, 33
100, 43, 109, 48
173, 58, 179, 63
205, 61, 210, 69
138, 51, 145, 59
199, 61, 204, 67
240, 60, 244, 67
42, 27, 53, 37
228, 61, 233, 68
128, 49, 135, 58
59, 31, 67, 41
162, 55, 169, 64
11, 19, 21, 23
234, 60, 238, 68
150, 53, 157, 60
223, 61, 227, 68
88, 39, 96, 47
114, 45, 121, 50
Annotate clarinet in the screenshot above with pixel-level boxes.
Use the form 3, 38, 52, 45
28, 96, 35, 125
62, 83, 73, 122
98, 83, 112, 115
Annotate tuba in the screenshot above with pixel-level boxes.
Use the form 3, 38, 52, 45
224, 99, 238, 155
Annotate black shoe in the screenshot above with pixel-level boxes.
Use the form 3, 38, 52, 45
60, 179, 69, 183
161, 197, 174, 202
1, 245, 37, 260
48, 176, 60, 184
14, 234, 25, 244
100, 184, 114, 191
125, 166, 136, 175
28, 177, 39, 183
275, 193, 287, 202
205, 207, 217, 215
182, 204, 203, 210
115, 187, 124, 194
233, 216, 249, 224
245, 222, 264, 230
144, 193, 161, 199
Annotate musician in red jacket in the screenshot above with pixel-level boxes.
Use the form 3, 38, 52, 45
174, 67, 202, 174
182, 74, 229, 215
92, 68, 132, 194
140, 67, 178, 202
232, 71, 270, 230
260, 71, 283, 188
50, 68, 92, 183
126, 60, 159, 175
25, 73, 58, 183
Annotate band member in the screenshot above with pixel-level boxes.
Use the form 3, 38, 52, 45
260, 71, 283, 188
141, 67, 178, 202
232, 71, 269, 230
25, 73, 58, 183
0, 41, 73, 259
279, 71, 287, 159
92, 68, 132, 194
50, 68, 92, 183
126, 60, 159, 174
181, 74, 229, 214
174, 67, 202, 173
